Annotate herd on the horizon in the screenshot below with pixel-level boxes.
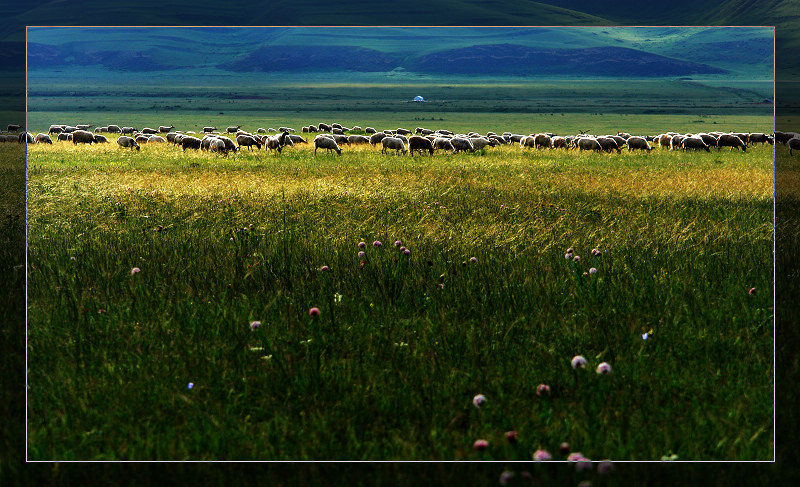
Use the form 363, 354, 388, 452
5, 122, 800, 155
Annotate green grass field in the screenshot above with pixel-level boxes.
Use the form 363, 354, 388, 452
25, 125, 774, 461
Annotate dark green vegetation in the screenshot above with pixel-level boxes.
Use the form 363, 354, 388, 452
27, 127, 773, 460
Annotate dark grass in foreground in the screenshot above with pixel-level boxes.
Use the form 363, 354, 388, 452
26, 139, 773, 460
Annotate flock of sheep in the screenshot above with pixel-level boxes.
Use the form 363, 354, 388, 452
8, 122, 798, 156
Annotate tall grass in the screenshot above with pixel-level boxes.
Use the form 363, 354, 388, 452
26, 135, 773, 460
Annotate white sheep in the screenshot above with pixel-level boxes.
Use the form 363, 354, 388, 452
681, 136, 710, 152
314, 135, 342, 155
451, 137, 475, 153
381, 136, 408, 155
626, 136, 651, 152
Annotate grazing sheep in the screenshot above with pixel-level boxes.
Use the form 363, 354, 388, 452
216, 136, 237, 154
534, 133, 552, 149
732, 132, 750, 145
236, 134, 262, 150
301, 126, 309, 133
267, 128, 276, 133
314, 135, 342, 155
35, 133, 53, 144
76, 124, 91, 131
265, 131, 293, 153
396, 128, 412, 136
135, 135, 150, 144
105, 125, 121, 133
382, 136, 408, 155
20, 132, 35, 144
201, 136, 217, 151
626, 136, 651, 152
286, 134, 307, 145
433, 137, 455, 152
748, 133, 773, 145
577, 137, 602, 152
697, 133, 719, 148
596, 136, 621, 153
451, 137, 475, 153
7, 124, 21, 132
681, 136, 710, 152
173, 134, 185, 146
227, 125, 242, 133
408, 136, 434, 155
508, 134, 525, 143
210, 138, 233, 155
775, 131, 799, 144
181, 136, 203, 151
0, 135, 6, 142
617, 132, 632, 139
657, 134, 673, 148
789, 137, 800, 155
551, 136, 568, 149
141, 127, 157, 134
318, 123, 332, 132
93, 134, 109, 144
63, 126, 78, 133
57, 133, 72, 141
121, 126, 136, 134
490, 135, 508, 145
365, 127, 376, 134
718, 134, 747, 152
93, 127, 107, 133
331, 123, 343, 130
332, 127, 344, 135
436, 129, 454, 136
369, 132, 388, 146
257, 128, 267, 134
608, 135, 627, 147
71, 130, 95, 145
48, 125, 64, 135
148, 135, 166, 143
278, 126, 295, 133
307, 125, 319, 132
669, 135, 686, 150
117, 136, 140, 150
158, 125, 175, 133
201, 126, 216, 133
469, 137, 496, 150
347, 135, 370, 145
520, 136, 536, 149
351, 126, 362, 132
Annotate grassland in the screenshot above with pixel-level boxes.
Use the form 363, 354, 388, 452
26, 126, 773, 461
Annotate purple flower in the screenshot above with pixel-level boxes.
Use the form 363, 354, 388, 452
309, 307, 320, 317
250, 321, 261, 331
373, 240, 382, 247
567, 452, 584, 462
395, 240, 402, 247
749, 287, 756, 295
589, 267, 597, 274
319, 265, 330, 272
573, 255, 581, 263
567, 247, 574, 254
596, 362, 612, 375
358, 251, 365, 259
472, 394, 486, 408
130, 267, 140, 275
533, 449, 551, 461
473, 439, 489, 451
571, 355, 587, 369
403, 249, 411, 256
592, 248, 601, 256
187, 382, 194, 390
536, 384, 551, 396
583, 272, 589, 277
470, 257, 477, 264
565, 253, 573, 260
358, 241, 366, 249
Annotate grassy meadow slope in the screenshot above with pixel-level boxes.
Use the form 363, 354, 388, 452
26, 130, 773, 460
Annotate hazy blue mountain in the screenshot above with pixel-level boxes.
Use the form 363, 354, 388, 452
26, 26, 771, 80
